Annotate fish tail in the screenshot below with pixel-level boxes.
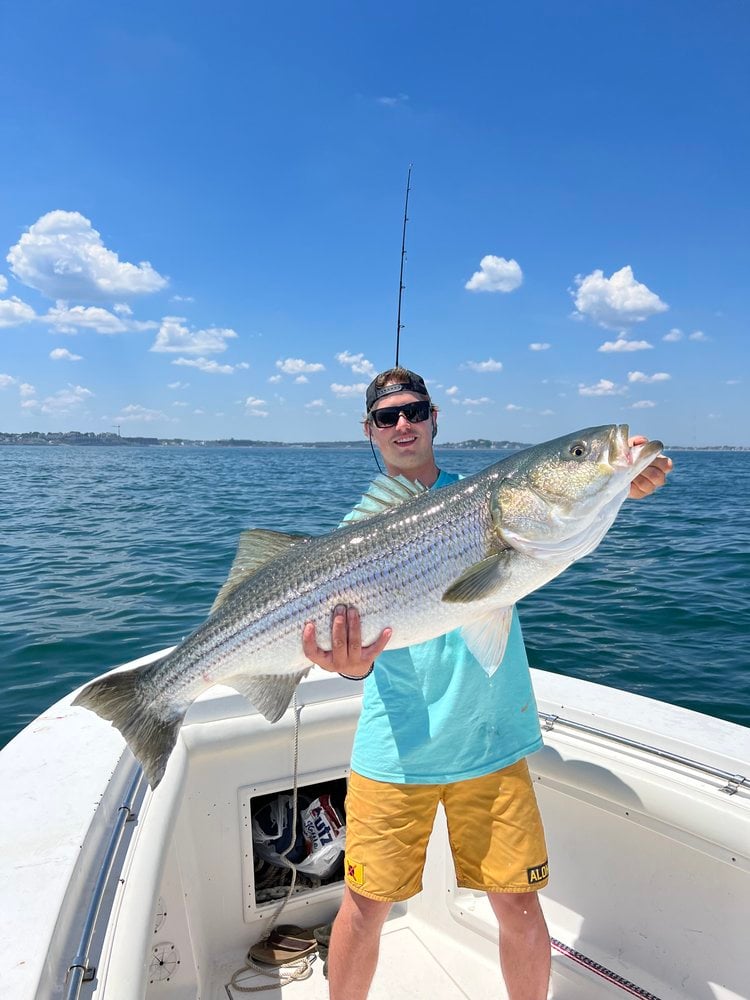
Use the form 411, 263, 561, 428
73, 662, 184, 789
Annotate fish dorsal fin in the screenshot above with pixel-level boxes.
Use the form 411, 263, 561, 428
460, 607, 515, 676
442, 551, 512, 603
224, 668, 310, 723
211, 528, 310, 613
340, 474, 427, 526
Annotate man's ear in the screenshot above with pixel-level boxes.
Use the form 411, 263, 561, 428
363, 420, 372, 440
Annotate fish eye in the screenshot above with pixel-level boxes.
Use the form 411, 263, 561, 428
569, 440, 588, 458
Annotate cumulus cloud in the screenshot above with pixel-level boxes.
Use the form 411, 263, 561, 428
117, 404, 170, 423
336, 351, 376, 377
294, 375, 308, 384
244, 396, 268, 417
268, 374, 283, 384
462, 396, 491, 406
689, 330, 708, 342
631, 400, 656, 408
306, 399, 325, 409
39, 384, 93, 414
465, 255, 523, 293
151, 316, 237, 354
173, 357, 249, 375
42, 301, 158, 335
276, 357, 326, 375
578, 379, 626, 397
505, 403, 522, 411
463, 358, 503, 373
330, 382, 368, 398
0, 295, 36, 327
627, 371, 671, 384
572, 266, 667, 329
376, 94, 409, 106
663, 328, 683, 342
0, 373, 18, 389
0, 275, 7, 292
529, 343, 551, 351
598, 338, 653, 353
50, 347, 82, 361
167, 381, 189, 389
445, 385, 459, 396
7, 210, 167, 301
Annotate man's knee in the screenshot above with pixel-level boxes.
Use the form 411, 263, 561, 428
336, 886, 393, 931
489, 891, 546, 933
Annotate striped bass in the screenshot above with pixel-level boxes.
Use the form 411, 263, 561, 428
73, 424, 663, 787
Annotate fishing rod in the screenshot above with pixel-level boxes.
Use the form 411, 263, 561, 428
394, 164, 412, 367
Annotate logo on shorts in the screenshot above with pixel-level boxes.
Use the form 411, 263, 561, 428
527, 860, 549, 885
345, 857, 365, 887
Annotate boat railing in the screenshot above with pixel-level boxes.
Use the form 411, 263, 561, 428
538, 712, 748, 796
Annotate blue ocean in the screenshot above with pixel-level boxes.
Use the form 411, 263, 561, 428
2, 445, 748, 748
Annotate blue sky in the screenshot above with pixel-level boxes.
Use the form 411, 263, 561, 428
1, 2, 747, 445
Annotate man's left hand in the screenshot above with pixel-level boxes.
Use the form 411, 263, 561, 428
628, 435, 673, 499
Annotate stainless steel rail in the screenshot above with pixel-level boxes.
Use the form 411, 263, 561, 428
539, 712, 748, 795
63, 765, 145, 1000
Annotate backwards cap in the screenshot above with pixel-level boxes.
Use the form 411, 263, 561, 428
365, 369, 429, 412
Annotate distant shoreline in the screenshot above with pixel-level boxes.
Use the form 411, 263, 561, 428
0, 431, 747, 451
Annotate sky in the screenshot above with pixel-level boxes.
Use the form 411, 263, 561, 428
0, 2, 748, 446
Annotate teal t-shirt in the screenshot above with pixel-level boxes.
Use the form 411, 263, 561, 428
348, 469, 543, 784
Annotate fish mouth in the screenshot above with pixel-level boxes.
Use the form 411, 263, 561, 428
608, 424, 664, 475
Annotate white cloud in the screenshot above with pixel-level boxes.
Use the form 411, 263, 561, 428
631, 400, 656, 408
50, 347, 82, 361
172, 401, 188, 407
330, 382, 368, 398
726, 379, 741, 386
173, 357, 249, 375
663, 327, 683, 342
376, 94, 409, 106
578, 379, 626, 397
40, 384, 93, 414
689, 329, 708, 342
540, 409, 555, 416
244, 396, 268, 417
0, 275, 7, 292
306, 399, 325, 408
462, 396, 491, 406
167, 380, 189, 389
0, 296, 36, 327
627, 371, 671, 384
45, 301, 127, 334
572, 266, 667, 329
464, 358, 503, 373
7, 210, 167, 301
276, 357, 326, 375
151, 316, 237, 354
505, 403, 522, 411
19, 382, 35, 397
465, 255, 523, 293
117, 403, 170, 423
113, 303, 133, 316
170, 294, 194, 303
445, 385, 459, 396
0, 373, 18, 389
529, 343, 550, 351
336, 351, 376, 377
267, 374, 283, 383
294, 375, 308, 384
598, 337, 653, 353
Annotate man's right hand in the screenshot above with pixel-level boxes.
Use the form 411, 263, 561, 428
302, 605, 392, 677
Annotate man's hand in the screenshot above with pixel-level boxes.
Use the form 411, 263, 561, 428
302, 605, 392, 677
628, 435, 673, 499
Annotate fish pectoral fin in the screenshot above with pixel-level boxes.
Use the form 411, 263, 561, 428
442, 552, 511, 603
224, 669, 310, 723
339, 474, 427, 526
460, 607, 514, 677
211, 529, 311, 613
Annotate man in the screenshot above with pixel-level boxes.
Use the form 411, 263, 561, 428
302, 367, 672, 1000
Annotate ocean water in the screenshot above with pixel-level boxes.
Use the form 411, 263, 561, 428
1, 445, 748, 748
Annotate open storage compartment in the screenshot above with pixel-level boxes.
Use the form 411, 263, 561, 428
240, 774, 348, 915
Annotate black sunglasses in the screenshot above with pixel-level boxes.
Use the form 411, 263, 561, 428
369, 400, 432, 429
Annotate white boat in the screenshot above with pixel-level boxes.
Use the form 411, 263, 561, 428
1, 651, 748, 1000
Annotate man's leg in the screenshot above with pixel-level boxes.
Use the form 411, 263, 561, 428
327, 885, 392, 1000
489, 891, 550, 1000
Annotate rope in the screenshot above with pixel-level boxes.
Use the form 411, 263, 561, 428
226, 697, 311, 996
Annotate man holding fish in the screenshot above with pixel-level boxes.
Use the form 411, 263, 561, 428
303, 367, 672, 1000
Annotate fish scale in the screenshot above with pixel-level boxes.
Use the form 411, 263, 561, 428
73, 424, 663, 787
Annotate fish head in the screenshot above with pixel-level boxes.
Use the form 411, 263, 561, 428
491, 424, 664, 563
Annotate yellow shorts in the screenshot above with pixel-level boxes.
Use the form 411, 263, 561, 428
343, 760, 548, 902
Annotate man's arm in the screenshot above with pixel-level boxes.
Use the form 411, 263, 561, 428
302, 605, 392, 678
628, 435, 673, 499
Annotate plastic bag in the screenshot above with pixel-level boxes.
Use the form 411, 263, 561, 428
252, 792, 345, 879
